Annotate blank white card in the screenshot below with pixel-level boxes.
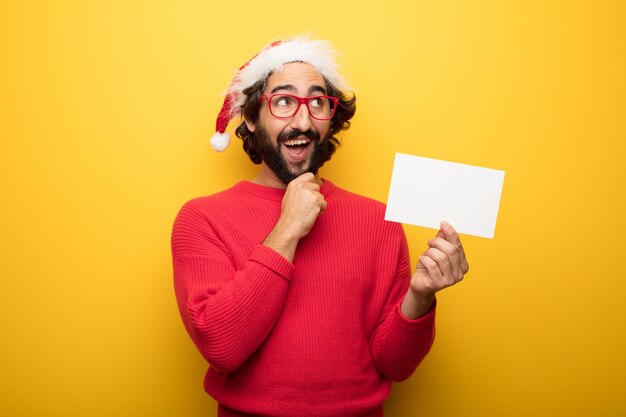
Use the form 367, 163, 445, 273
385, 153, 505, 239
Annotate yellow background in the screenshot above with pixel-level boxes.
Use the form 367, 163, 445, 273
1, 1, 625, 416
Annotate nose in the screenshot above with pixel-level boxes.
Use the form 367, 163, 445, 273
289, 102, 313, 132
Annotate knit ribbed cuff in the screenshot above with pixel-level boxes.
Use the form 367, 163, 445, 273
394, 299, 437, 332
249, 244, 295, 282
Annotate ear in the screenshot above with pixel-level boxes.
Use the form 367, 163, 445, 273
244, 117, 256, 133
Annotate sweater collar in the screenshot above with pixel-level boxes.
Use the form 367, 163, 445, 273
235, 179, 336, 201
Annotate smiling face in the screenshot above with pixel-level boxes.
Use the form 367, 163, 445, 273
245, 62, 333, 187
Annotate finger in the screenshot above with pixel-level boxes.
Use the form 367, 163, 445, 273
319, 196, 328, 213
292, 172, 316, 184
427, 237, 461, 280
296, 182, 320, 195
428, 237, 463, 280
427, 236, 458, 256
440, 221, 469, 274
423, 247, 455, 285
440, 221, 462, 247
417, 255, 443, 291
287, 183, 320, 200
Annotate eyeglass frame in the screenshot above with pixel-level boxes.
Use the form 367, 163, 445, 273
259, 94, 340, 120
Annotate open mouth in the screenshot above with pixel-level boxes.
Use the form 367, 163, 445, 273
282, 137, 311, 148
281, 137, 312, 159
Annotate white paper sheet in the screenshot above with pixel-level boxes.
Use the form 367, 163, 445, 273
385, 153, 505, 238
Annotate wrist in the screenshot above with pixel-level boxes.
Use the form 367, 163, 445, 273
263, 220, 301, 262
400, 290, 436, 320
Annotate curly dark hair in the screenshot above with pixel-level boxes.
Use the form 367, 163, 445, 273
234, 74, 357, 165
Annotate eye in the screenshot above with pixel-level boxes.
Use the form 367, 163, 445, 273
273, 95, 296, 108
309, 97, 324, 108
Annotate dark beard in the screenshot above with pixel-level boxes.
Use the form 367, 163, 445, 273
253, 127, 326, 185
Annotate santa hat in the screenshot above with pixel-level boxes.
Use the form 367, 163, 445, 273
210, 36, 348, 152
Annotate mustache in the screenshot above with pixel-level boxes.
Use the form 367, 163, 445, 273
278, 129, 320, 142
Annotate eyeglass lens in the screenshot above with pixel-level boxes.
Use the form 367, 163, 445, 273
269, 95, 334, 119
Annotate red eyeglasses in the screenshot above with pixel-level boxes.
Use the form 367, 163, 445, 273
260, 94, 340, 120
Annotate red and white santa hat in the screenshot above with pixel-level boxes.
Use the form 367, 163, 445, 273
210, 36, 348, 152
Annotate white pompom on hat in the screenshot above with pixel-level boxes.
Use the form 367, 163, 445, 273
210, 36, 348, 152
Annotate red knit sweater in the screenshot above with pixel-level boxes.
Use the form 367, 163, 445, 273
171, 180, 436, 417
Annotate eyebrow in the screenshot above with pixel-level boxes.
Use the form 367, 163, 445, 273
269, 84, 328, 95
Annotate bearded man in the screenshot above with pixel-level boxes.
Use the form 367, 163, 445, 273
171, 37, 469, 417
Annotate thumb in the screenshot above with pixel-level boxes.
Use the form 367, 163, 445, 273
292, 172, 316, 184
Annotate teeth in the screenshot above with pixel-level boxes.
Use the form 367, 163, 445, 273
283, 138, 310, 146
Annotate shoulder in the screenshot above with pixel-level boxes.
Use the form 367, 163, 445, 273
176, 182, 264, 216
176, 190, 226, 219
173, 181, 284, 235
173, 184, 248, 228
171, 184, 256, 255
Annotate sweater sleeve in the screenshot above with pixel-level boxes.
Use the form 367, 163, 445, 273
171, 200, 293, 373
369, 225, 436, 382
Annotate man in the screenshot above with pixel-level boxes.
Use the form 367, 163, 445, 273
171, 37, 469, 417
